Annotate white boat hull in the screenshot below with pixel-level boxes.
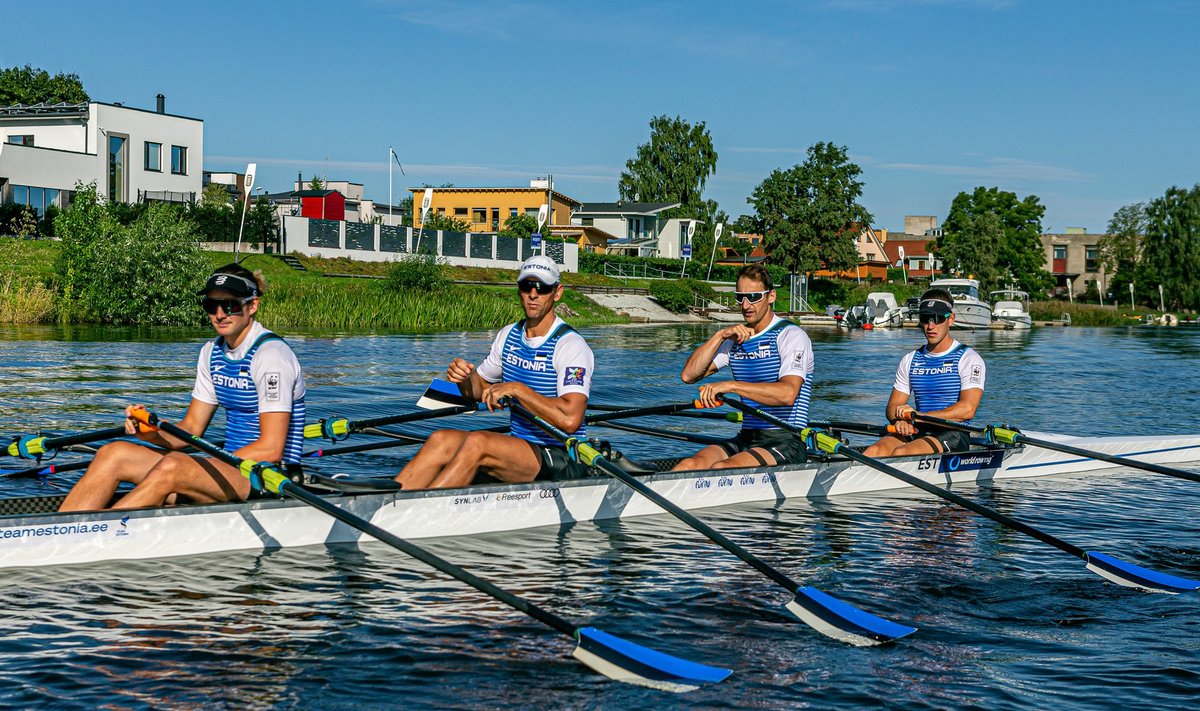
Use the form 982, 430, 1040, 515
1, 433, 1197, 570
951, 301, 993, 329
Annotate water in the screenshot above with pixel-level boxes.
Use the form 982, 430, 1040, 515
1, 323, 1199, 709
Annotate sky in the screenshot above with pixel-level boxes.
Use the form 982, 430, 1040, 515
5, 0, 1199, 233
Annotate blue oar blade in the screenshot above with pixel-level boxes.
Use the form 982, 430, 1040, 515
572, 627, 731, 692
1084, 551, 1200, 593
788, 587, 917, 646
416, 378, 474, 410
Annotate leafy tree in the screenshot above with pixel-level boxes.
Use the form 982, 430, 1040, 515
0, 64, 88, 105
245, 195, 279, 251
1099, 202, 1145, 297
619, 114, 720, 231
202, 183, 232, 207
307, 176, 325, 191
498, 213, 540, 240
749, 142, 870, 275
421, 212, 472, 233
938, 186, 1051, 294
1137, 184, 1200, 310
937, 211, 1004, 291
394, 193, 414, 227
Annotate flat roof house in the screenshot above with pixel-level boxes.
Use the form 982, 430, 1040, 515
0, 95, 203, 215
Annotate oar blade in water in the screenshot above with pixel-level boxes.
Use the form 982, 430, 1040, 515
571, 627, 732, 692
1084, 551, 1200, 593
787, 587, 917, 646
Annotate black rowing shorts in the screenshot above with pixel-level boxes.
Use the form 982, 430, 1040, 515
717, 428, 808, 466
915, 427, 971, 454
530, 442, 594, 481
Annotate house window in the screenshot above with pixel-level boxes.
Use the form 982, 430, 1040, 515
1085, 245, 1099, 272
510, 208, 519, 217
7, 135, 34, 146
170, 145, 187, 175
9, 184, 60, 217
1053, 245, 1067, 260
472, 208, 487, 223
491, 208, 500, 230
524, 207, 538, 215
453, 207, 468, 216
145, 142, 161, 171
581, 217, 593, 226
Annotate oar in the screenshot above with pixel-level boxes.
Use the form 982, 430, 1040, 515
505, 399, 916, 646
911, 413, 1200, 485
718, 396, 1200, 594
588, 420, 730, 445
127, 407, 730, 691
587, 403, 744, 423
304, 403, 481, 441
0, 459, 92, 480
4, 426, 128, 459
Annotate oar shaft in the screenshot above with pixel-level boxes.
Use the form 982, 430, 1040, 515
41, 426, 128, 450
589, 420, 728, 445
585, 403, 699, 424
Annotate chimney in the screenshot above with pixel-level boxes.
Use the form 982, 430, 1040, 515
156, 94, 165, 114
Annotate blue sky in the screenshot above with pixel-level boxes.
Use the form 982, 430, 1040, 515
5, 0, 1198, 232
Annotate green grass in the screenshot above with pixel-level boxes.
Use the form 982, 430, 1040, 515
1029, 301, 1155, 326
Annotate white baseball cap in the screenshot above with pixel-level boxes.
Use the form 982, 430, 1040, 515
517, 255, 560, 285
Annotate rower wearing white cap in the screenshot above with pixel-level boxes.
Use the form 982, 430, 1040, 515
396, 255, 595, 489
864, 287, 986, 457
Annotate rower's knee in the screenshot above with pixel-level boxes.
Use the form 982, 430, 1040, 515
143, 453, 193, 490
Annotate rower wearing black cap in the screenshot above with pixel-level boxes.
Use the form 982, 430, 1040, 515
863, 287, 986, 457
60, 263, 306, 511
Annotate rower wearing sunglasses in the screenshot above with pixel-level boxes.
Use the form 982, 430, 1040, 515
672, 264, 814, 471
60, 263, 306, 511
863, 288, 985, 457
396, 255, 594, 489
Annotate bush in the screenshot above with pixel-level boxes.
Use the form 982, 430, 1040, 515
579, 252, 788, 285
383, 253, 450, 293
0, 203, 38, 237
681, 278, 717, 302
649, 280, 697, 313
55, 183, 207, 325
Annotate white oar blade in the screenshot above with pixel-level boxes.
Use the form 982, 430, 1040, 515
787, 587, 917, 646
571, 627, 731, 692
416, 378, 474, 410
1084, 551, 1200, 594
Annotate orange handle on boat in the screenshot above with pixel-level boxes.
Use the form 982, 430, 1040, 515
128, 407, 159, 433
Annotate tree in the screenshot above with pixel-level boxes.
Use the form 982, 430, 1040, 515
938, 186, 1051, 295
0, 64, 88, 105
1137, 184, 1200, 310
498, 213, 540, 240
421, 212, 472, 233
245, 196, 279, 251
1099, 202, 1145, 298
749, 142, 871, 275
307, 176, 325, 191
937, 212, 1003, 290
201, 183, 232, 207
619, 114, 719, 226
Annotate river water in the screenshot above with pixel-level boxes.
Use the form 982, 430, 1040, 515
0, 323, 1198, 709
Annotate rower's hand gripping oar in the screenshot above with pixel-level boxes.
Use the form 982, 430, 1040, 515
911, 412, 1200, 485
505, 398, 916, 646
718, 396, 1200, 594
127, 407, 730, 691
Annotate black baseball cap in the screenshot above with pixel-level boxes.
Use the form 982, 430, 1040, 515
197, 272, 259, 298
918, 298, 954, 317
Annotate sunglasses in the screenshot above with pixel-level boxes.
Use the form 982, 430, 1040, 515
517, 279, 557, 295
918, 313, 950, 325
201, 296, 254, 316
733, 290, 770, 304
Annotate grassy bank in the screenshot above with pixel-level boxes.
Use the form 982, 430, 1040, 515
1, 241, 629, 331
1029, 301, 1156, 326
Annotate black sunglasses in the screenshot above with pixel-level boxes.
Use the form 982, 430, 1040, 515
918, 313, 950, 325
733, 290, 770, 304
201, 296, 254, 315
517, 279, 557, 295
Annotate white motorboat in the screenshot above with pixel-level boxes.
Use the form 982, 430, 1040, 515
929, 277, 993, 329
990, 288, 1033, 329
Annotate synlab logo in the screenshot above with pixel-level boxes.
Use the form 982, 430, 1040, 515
116, 515, 130, 537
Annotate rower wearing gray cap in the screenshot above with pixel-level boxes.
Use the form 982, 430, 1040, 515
396, 255, 595, 489
864, 287, 986, 457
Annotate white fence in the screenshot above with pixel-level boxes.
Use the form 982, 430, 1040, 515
282, 216, 578, 272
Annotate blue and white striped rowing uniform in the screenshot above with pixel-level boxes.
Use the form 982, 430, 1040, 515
713, 316, 814, 430
893, 340, 986, 426
193, 321, 307, 463
476, 317, 594, 447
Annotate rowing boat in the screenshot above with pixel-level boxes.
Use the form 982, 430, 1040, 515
1, 430, 1198, 571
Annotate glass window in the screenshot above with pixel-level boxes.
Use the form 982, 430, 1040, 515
524, 207, 538, 215
1085, 245, 1099, 272
109, 135, 127, 202
13, 185, 28, 206
45, 189, 59, 209
145, 142, 161, 171
453, 207, 468, 216
7, 135, 34, 146
581, 217, 593, 226
29, 188, 44, 216
170, 145, 187, 175
510, 208, 519, 217
1053, 245, 1067, 260
472, 208, 487, 223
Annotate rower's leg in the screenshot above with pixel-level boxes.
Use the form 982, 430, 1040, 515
864, 435, 907, 457
58, 441, 165, 512
426, 431, 542, 489
111, 453, 249, 509
395, 429, 470, 490
888, 436, 942, 457
670, 444, 731, 471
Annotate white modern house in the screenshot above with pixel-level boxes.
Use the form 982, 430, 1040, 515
0, 95, 203, 215
572, 201, 699, 259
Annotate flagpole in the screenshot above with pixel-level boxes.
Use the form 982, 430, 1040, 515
388, 145, 393, 226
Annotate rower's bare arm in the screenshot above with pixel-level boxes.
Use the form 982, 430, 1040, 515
701, 375, 803, 407
231, 411, 292, 463
884, 389, 911, 422
923, 387, 983, 422
447, 357, 487, 402
486, 383, 587, 433
681, 326, 748, 383
129, 399, 217, 450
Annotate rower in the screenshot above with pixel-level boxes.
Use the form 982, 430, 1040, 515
672, 264, 814, 471
863, 288, 986, 457
59, 263, 306, 511
395, 255, 594, 489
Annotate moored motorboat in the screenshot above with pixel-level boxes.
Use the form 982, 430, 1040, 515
2, 431, 1198, 571
929, 277, 992, 329
990, 288, 1033, 329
